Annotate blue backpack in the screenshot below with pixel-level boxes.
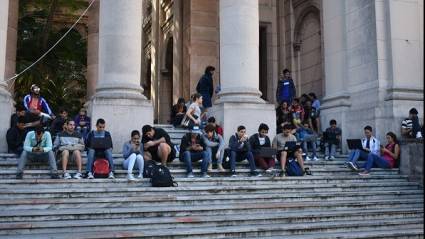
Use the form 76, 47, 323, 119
286, 159, 304, 176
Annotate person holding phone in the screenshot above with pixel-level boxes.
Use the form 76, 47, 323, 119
122, 130, 144, 181
16, 126, 59, 179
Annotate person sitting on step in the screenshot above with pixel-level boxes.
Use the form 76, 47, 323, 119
23, 84, 55, 131
170, 97, 187, 127
142, 124, 175, 166
401, 108, 423, 139
228, 125, 262, 177
207, 116, 223, 136
346, 125, 380, 172
249, 123, 275, 173
202, 123, 225, 172
295, 121, 318, 161
74, 108, 91, 140
10, 104, 27, 129
323, 119, 341, 160
85, 118, 114, 179
180, 126, 210, 178
53, 119, 85, 179
122, 130, 144, 181
272, 123, 299, 177
358, 132, 400, 176
50, 108, 68, 138
6, 116, 27, 155
16, 126, 59, 179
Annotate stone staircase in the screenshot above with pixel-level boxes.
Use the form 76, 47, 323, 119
0, 125, 423, 238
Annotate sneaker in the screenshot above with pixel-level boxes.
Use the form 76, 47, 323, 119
305, 156, 312, 161
217, 164, 225, 172
250, 171, 262, 177
51, 174, 60, 179
201, 172, 211, 178
358, 171, 370, 176
324, 156, 329, 160
63, 172, 72, 179
207, 164, 213, 172
231, 170, 237, 177
186, 172, 195, 178
137, 173, 143, 179
73, 172, 83, 179
329, 156, 336, 160
127, 174, 136, 181
87, 172, 94, 179
265, 168, 273, 173
347, 162, 359, 172
304, 168, 312, 175
313, 156, 319, 161
108, 172, 115, 179
279, 171, 286, 177
16, 173, 23, 179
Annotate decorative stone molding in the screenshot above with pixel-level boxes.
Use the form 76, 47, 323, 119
385, 88, 424, 101
293, 42, 301, 52
321, 93, 351, 110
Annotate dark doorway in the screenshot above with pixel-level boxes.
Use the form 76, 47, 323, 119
259, 25, 268, 101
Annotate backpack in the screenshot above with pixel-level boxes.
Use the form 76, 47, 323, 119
286, 159, 304, 176
151, 165, 177, 187
143, 160, 157, 178
93, 158, 110, 178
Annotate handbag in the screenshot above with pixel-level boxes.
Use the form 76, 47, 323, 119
180, 114, 198, 128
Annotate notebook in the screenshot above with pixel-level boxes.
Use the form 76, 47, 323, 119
346, 139, 367, 151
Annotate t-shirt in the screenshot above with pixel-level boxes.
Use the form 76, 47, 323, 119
142, 127, 173, 149
272, 133, 297, 151
382, 143, 397, 168
188, 103, 201, 119
401, 118, 413, 129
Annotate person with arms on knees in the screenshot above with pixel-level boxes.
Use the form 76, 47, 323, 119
170, 97, 187, 127
346, 125, 380, 171
276, 69, 296, 105
53, 120, 85, 179
142, 125, 175, 166
358, 132, 400, 176
323, 119, 342, 160
401, 108, 422, 139
228, 125, 262, 177
122, 130, 144, 181
296, 121, 318, 161
180, 126, 210, 178
16, 126, 59, 179
85, 118, 114, 179
207, 116, 223, 136
272, 124, 300, 176
6, 116, 27, 155
203, 123, 225, 172
196, 66, 215, 113
249, 123, 275, 173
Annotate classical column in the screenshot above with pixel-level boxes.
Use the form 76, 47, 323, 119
86, 0, 99, 101
212, 0, 276, 143
0, 0, 13, 152
90, 0, 153, 153
5, 0, 18, 92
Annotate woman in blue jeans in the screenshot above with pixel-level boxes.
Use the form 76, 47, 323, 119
358, 132, 400, 176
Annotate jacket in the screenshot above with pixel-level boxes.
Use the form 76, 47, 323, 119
23, 94, 53, 115
276, 78, 296, 103
196, 72, 214, 97
202, 132, 225, 151
6, 127, 27, 153
361, 136, 380, 156
179, 133, 207, 157
249, 133, 271, 155
229, 133, 251, 153
85, 130, 113, 149
23, 131, 53, 153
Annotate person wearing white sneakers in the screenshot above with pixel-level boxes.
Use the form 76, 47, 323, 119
296, 121, 318, 161
122, 130, 144, 181
323, 119, 341, 161
53, 119, 85, 179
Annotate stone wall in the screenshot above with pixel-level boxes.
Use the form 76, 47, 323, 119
399, 139, 424, 186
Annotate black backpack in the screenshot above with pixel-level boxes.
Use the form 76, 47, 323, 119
143, 160, 157, 178
151, 165, 178, 187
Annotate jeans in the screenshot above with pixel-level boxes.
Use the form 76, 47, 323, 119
76, 127, 89, 141
302, 134, 317, 157
363, 153, 391, 172
17, 151, 57, 175
181, 151, 209, 173
123, 153, 144, 175
206, 146, 225, 164
325, 143, 336, 157
230, 151, 256, 172
347, 149, 370, 167
86, 148, 114, 173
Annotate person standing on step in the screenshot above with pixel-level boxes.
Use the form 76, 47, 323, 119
122, 130, 144, 181
272, 124, 300, 177
184, 93, 203, 129
16, 126, 59, 179
203, 123, 225, 172
346, 125, 380, 172
358, 132, 400, 176
249, 123, 275, 173
196, 66, 215, 115
228, 125, 262, 177
53, 120, 85, 179
180, 126, 210, 178
276, 69, 296, 105
142, 125, 175, 166
85, 118, 114, 179
323, 119, 341, 160
7, 116, 27, 155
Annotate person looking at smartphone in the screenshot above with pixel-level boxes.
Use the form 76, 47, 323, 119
122, 130, 144, 181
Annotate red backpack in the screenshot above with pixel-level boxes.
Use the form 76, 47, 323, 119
93, 158, 110, 178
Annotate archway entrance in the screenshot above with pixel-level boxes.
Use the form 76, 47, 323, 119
158, 37, 173, 124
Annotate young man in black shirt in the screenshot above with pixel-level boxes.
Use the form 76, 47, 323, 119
142, 125, 175, 166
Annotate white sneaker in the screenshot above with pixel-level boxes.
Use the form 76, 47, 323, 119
265, 168, 273, 173
87, 172, 94, 179
416, 131, 423, 139
73, 172, 82, 179
127, 174, 136, 181
313, 156, 319, 161
63, 172, 72, 179
330, 156, 336, 160
305, 156, 312, 161
324, 156, 329, 160
137, 173, 143, 179
108, 172, 115, 179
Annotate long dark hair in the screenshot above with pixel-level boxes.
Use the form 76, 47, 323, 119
386, 131, 399, 144
205, 66, 215, 74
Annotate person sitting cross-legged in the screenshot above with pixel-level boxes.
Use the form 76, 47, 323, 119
142, 125, 176, 166
16, 126, 59, 179
346, 125, 380, 172
6, 116, 27, 155
122, 130, 144, 181
202, 123, 225, 172
179, 126, 210, 178
249, 123, 275, 173
358, 132, 400, 176
53, 119, 85, 179
85, 118, 114, 179
228, 125, 262, 177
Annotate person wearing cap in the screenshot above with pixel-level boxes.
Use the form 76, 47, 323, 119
401, 108, 423, 139
179, 126, 210, 178
142, 125, 175, 166
16, 126, 59, 179
23, 84, 55, 129
6, 116, 27, 155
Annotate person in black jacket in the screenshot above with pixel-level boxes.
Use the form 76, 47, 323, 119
179, 126, 210, 178
249, 123, 275, 172
6, 116, 27, 155
228, 125, 261, 177
170, 97, 187, 127
196, 66, 215, 111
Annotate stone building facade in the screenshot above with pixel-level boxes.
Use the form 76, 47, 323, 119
0, 0, 423, 152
